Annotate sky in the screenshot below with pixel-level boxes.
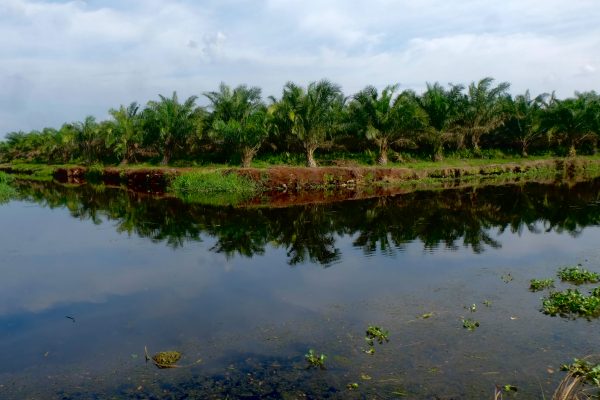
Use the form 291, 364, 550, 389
1, 0, 599, 137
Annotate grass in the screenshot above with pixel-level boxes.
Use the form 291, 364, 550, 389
558, 266, 600, 285
0, 172, 16, 203
169, 170, 262, 205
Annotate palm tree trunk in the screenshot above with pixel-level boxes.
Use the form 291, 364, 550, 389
306, 145, 317, 167
521, 140, 529, 157
161, 139, 173, 165
568, 145, 577, 157
241, 147, 256, 168
377, 139, 389, 166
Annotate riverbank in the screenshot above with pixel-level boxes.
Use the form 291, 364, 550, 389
2, 156, 600, 206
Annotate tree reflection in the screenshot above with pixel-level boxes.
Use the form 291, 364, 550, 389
13, 178, 600, 266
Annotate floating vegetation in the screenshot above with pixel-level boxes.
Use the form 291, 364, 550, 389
467, 303, 477, 313
541, 288, 600, 317
462, 318, 480, 331
305, 349, 326, 369
483, 300, 492, 307
420, 312, 434, 319
529, 278, 555, 292
557, 266, 600, 285
364, 325, 389, 354
494, 384, 518, 399
561, 358, 600, 386
366, 325, 389, 345
346, 382, 359, 391
501, 273, 514, 283
145, 346, 182, 369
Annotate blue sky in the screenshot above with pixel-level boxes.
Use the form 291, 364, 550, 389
1, 0, 599, 136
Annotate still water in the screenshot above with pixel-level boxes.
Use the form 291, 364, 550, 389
1, 180, 600, 399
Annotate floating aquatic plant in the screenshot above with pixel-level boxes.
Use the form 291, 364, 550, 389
305, 349, 326, 369
145, 346, 182, 369
462, 318, 480, 331
529, 278, 555, 292
557, 266, 600, 285
365, 325, 389, 345
541, 288, 600, 317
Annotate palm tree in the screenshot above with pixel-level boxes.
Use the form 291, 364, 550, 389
146, 92, 202, 165
204, 83, 269, 167
349, 85, 427, 165
108, 102, 143, 165
272, 80, 344, 167
71, 116, 103, 164
503, 91, 548, 157
418, 82, 463, 161
544, 91, 599, 156
457, 77, 510, 154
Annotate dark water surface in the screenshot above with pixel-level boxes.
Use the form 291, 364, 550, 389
1, 180, 600, 399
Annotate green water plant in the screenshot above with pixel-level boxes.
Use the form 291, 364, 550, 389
561, 358, 600, 386
305, 349, 327, 369
529, 278, 555, 292
541, 288, 600, 317
366, 325, 389, 345
557, 266, 600, 284
144, 346, 182, 369
462, 318, 480, 331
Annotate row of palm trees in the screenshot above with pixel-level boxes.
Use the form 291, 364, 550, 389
1, 78, 599, 167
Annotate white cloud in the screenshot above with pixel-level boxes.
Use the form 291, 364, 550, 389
0, 0, 599, 136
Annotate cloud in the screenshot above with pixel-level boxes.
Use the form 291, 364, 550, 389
0, 0, 599, 136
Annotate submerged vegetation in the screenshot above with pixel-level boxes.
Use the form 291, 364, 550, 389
1, 78, 600, 168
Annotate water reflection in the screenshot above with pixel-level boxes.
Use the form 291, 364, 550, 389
13, 178, 600, 264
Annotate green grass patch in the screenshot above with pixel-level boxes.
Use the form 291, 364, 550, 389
529, 278, 555, 292
0, 172, 16, 203
169, 170, 261, 206
557, 266, 600, 285
541, 288, 600, 317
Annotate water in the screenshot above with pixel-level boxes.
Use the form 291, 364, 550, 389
1, 180, 600, 399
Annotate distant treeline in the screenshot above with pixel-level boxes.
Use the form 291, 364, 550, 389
1, 78, 599, 167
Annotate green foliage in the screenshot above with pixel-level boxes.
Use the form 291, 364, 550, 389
365, 325, 389, 345
557, 266, 600, 284
205, 83, 269, 167
271, 80, 344, 167
304, 349, 326, 369
541, 288, 600, 317
170, 171, 259, 197
1, 79, 600, 167
561, 358, 600, 386
145, 92, 203, 165
0, 172, 16, 203
0, 171, 13, 184
529, 278, 555, 292
462, 318, 480, 331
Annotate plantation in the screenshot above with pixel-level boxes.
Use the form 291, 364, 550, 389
1, 78, 599, 168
